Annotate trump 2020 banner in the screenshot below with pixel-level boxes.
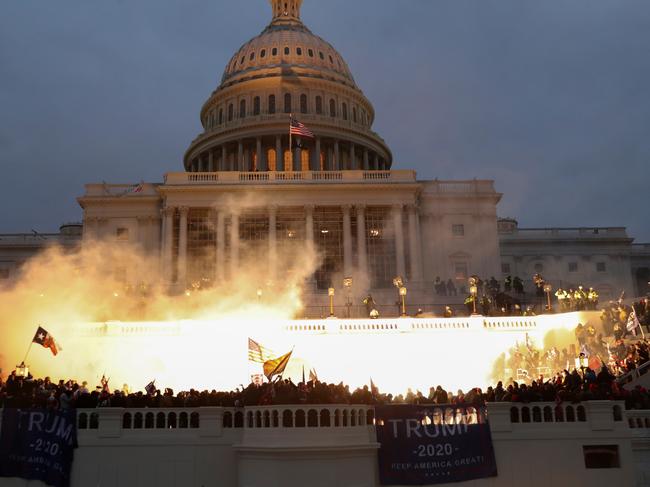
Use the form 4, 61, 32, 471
375, 405, 497, 485
0, 409, 77, 487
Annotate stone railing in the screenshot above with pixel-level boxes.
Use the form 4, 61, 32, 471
164, 170, 416, 185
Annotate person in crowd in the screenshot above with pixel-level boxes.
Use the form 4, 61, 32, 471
446, 279, 457, 296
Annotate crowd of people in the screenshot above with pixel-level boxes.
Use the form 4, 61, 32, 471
2, 337, 650, 412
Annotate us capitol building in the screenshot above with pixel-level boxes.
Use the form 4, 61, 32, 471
1, 0, 649, 308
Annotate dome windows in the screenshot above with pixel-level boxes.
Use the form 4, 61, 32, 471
296, 47, 302, 56
315, 96, 323, 115
228, 104, 234, 122
249, 52, 255, 61
342, 102, 348, 120
284, 46, 290, 55
353, 107, 357, 123
240, 56, 245, 65
272, 47, 278, 56
329, 54, 334, 64
329, 99, 336, 117
308, 49, 314, 57
253, 97, 260, 116
268, 95, 276, 114
239, 100, 246, 118
260, 49, 266, 59
218, 109, 223, 125
319, 51, 324, 60
284, 93, 292, 113
300, 94, 308, 114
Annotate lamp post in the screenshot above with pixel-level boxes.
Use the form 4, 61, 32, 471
469, 284, 478, 316
399, 286, 408, 317
544, 283, 553, 313
328, 287, 335, 317
343, 277, 353, 318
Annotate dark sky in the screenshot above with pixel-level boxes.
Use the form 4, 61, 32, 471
1, 0, 649, 241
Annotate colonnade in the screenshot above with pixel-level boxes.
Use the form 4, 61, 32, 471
188, 136, 389, 173
160, 204, 423, 289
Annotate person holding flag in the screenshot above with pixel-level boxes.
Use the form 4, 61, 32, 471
263, 349, 293, 382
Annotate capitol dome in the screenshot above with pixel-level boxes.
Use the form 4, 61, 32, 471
184, 0, 392, 173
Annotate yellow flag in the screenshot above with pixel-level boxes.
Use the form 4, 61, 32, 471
263, 350, 293, 381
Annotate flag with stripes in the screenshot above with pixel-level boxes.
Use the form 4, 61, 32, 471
248, 338, 275, 364
290, 117, 314, 138
32, 326, 61, 356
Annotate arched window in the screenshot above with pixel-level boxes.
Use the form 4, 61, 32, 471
342, 103, 348, 120
353, 107, 357, 123
300, 94, 308, 114
219, 108, 223, 125
228, 104, 234, 122
329, 99, 336, 117
308, 49, 314, 57
260, 49, 266, 58
284, 93, 292, 113
315, 96, 323, 115
272, 47, 278, 56
296, 47, 302, 56
267, 148, 277, 171
319, 51, 324, 60
253, 96, 260, 116
249, 52, 255, 61
284, 46, 290, 55
268, 95, 276, 114
239, 99, 246, 118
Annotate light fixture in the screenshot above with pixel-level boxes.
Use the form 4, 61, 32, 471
369, 229, 380, 237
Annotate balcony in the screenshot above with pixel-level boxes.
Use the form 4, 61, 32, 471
163, 170, 417, 186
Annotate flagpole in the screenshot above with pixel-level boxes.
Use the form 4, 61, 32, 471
289, 113, 292, 167
22, 342, 33, 365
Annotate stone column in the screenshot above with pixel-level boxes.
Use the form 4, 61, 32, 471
269, 206, 278, 279
216, 210, 225, 282
256, 137, 265, 171
356, 205, 368, 277
342, 205, 353, 277
408, 205, 423, 282
350, 142, 356, 170
237, 141, 243, 172
393, 204, 406, 279
293, 140, 301, 171
178, 207, 189, 288
222, 145, 227, 171
230, 213, 240, 278
313, 137, 321, 171
334, 140, 340, 170
363, 149, 369, 171
163, 207, 175, 282
275, 136, 284, 171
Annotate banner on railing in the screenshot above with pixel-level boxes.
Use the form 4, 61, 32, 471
0, 408, 77, 487
375, 405, 497, 485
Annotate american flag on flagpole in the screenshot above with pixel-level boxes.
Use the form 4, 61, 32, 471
248, 338, 276, 364
290, 117, 315, 138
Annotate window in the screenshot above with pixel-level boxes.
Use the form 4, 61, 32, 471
597, 262, 606, 272
228, 104, 234, 121
296, 47, 302, 56
260, 49, 266, 58
342, 103, 348, 120
300, 94, 308, 114
315, 96, 323, 114
502, 263, 511, 274
353, 107, 357, 123
239, 99, 246, 118
284, 46, 290, 55
308, 49, 314, 57
253, 97, 260, 116
218, 109, 223, 125
569, 262, 578, 272
116, 228, 129, 241
329, 99, 336, 117
284, 93, 292, 113
0, 269, 9, 280
329, 54, 334, 63
240, 55, 245, 65
272, 47, 278, 56
583, 446, 620, 469
454, 263, 468, 281
268, 95, 276, 114
319, 51, 324, 60
534, 263, 544, 273
249, 52, 255, 61
452, 224, 465, 237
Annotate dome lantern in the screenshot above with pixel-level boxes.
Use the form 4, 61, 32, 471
269, 0, 302, 23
